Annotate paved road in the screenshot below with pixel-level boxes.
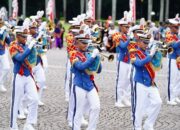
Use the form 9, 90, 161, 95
0, 48, 180, 130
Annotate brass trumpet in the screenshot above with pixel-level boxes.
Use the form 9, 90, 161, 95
100, 53, 114, 62
157, 47, 174, 54
47, 21, 55, 33
88, 45, 114, 62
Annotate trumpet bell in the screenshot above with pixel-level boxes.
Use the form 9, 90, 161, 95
100, 53, 114, 62
38, 38, 42, 43
108, 55, 114, 62
168, 47, 174, 54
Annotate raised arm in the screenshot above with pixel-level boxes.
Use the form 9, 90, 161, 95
73, 57, 95, 70
133, 55, 152, 67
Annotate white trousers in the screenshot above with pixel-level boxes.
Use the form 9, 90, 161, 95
116, 61, 131, 103
41, 54, 48, 71
18, 94, 28, 116
67, 73, 74, 123
65, 59, 71, 100
33, 63, 46, 101
67, 73, 90, 125
10, 74, 39, 129
132, 83, 162, 130
168, 59, 180, 101
0, 48, 10, 86
73, 87, 100, 130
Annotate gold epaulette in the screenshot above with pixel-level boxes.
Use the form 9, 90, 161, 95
129, 48, 137, 53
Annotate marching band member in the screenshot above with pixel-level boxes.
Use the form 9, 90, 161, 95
27, 16, 48, 106
17, 19, 31, 120
130, 32, 162, 130
65, 18, 84, 102
0, 15, 11, 92
67, 23, 90, 128
9, 27, 39, 130
70, 32, 101, 130
114, 19, 131, 107
30, 25, 46, 106
166, 18, 180, 105
34, 22, 49, 106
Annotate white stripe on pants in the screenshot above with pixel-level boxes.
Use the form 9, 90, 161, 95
133, 83, 162, 130
73, 86, 100, 130
116, 61, 131, 103
10, 74, 39, 129
168, 59, 180, 101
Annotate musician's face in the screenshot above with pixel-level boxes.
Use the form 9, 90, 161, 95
29, 28, 37, 35
77, 41, 88, 51
17, 35, 26, 44
138, 41, 148, 50
120, 25, 129, 34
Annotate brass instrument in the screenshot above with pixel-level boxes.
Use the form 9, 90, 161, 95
27, 35, 43, 48
157, 47, 174, 54
91, 24, 102, 44
88, 45, 114, 62
100, 53, 114, 62
152, 40, 174, 55
47, 21, 55, 33
1, 21, 15, 34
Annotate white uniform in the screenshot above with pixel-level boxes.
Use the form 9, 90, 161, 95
64, 59, 72, 101
73, 86, 100, 130
67, 72, 74, 125
0, 47, 10, 91
10, 74, 39, 129
132, 83, 162, 130
167, 59, 180, 101
115, 61, 132, 106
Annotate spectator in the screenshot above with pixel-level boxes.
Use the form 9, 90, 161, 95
54, 21, 63, 49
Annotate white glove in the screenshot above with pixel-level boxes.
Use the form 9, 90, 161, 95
0, 26, 7, 34
28, 40, 36, 49
91, 49, 99, 58
27, 35, 33, 42
149, 48, 157, 57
